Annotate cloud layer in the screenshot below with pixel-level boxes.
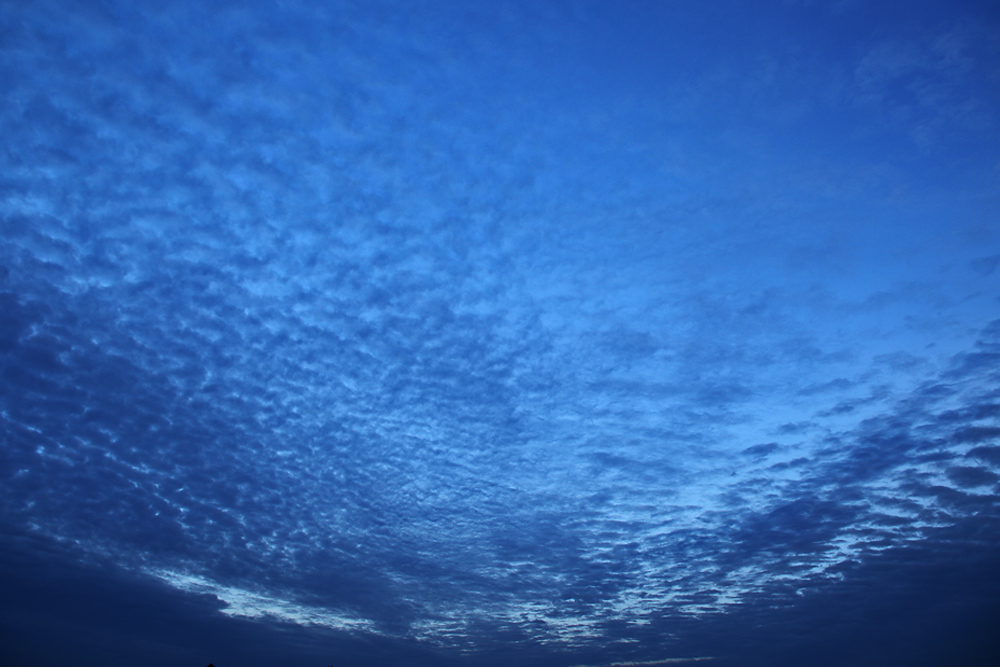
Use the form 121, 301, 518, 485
1, 1, 999, 665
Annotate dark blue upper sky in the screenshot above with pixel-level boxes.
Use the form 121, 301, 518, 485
2, 1, 1000, 666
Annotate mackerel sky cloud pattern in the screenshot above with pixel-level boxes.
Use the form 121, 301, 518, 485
1, 1, 999, 666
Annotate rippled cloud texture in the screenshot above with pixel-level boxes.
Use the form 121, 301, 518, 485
2, 1, 999, 666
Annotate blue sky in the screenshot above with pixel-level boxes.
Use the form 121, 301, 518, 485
1, 1, 999, 665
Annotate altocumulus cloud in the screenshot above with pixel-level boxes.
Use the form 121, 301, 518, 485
1, 1, 1000, 666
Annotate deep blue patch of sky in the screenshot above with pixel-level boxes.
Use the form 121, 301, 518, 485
2, 1, 999, 666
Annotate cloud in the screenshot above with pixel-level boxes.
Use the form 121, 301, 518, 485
1, 1, 999, 665
851, 19, 1000, 146
971, 255, 1000, 276
946, 465, 999, 489
0, 527, 456, 667
967, 445, 1000, 467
